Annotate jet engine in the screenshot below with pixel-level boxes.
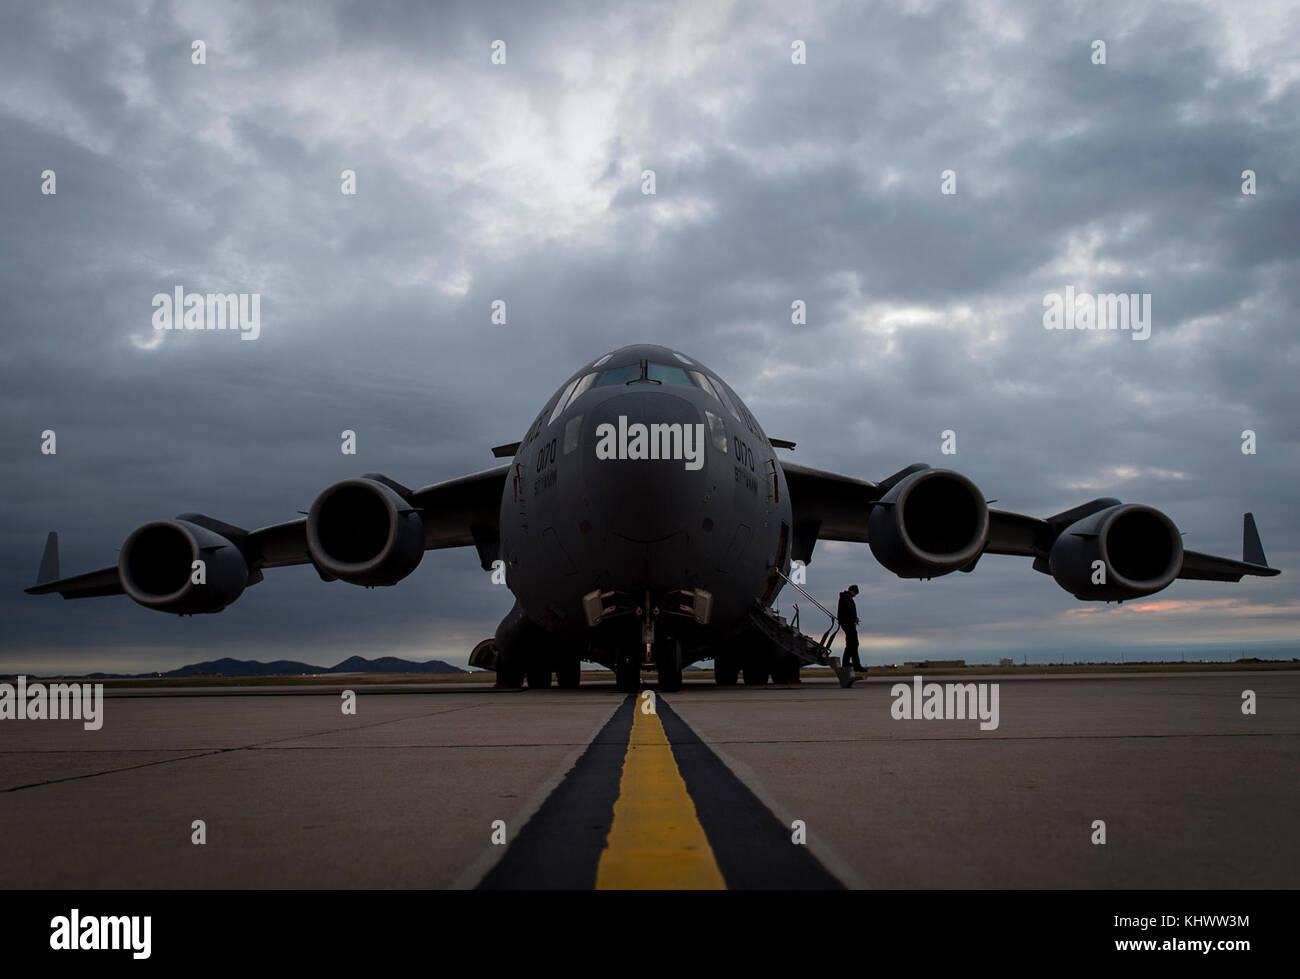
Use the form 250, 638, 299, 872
868, 469, 990, 578
306, 477, 425, 586
119, 519, 249, 614
1049, 503, 1182, 601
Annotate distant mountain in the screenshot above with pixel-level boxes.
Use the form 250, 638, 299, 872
163, 656, 464, 677
325, 655, 463, 675
166, 658, 320, 677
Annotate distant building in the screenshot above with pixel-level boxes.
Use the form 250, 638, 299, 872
903, 659, 967, 668
999, 658, 1014, 666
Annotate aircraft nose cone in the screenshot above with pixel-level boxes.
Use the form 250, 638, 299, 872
584, 390, 707, 541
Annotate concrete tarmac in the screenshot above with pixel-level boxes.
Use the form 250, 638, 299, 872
1, 671, 1296, 888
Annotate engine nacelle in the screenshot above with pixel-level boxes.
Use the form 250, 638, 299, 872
119, 519, 248, 614
868, 469, 990, 578
306, 477, 424, 586
1049, 503, 1183, 601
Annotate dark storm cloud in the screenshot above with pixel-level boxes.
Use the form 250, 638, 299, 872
2, 0, 1297, 672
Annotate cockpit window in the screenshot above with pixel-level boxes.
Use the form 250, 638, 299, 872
567, 372, 597, 407
593, 360, 698, 389
645, 362, 693, 387
705, 375, 742, 420
548, 376, 581, 424
688, 370, 718, 399
594, 363, 642, 386
548, 373, 598, 424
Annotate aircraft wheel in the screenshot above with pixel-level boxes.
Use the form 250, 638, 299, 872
615, 650, 641, 693
714, 654, 739, 686
526, 665, 553, 689
495, 654, 525, 689
770, 653, 801, 684
742, 659, 770, 685
656, 639, 683, 693
555, 656, 581, 689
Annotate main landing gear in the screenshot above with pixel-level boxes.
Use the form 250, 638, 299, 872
526, 651, 583, 690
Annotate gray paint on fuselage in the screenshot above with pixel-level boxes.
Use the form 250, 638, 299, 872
497, 344, 791, 656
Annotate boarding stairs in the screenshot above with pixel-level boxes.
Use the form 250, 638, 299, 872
749, 569, 859, 688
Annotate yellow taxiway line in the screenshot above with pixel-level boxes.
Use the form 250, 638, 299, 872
595, 698, 726, 889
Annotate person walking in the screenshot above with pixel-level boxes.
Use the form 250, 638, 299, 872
837, 584, 864, 674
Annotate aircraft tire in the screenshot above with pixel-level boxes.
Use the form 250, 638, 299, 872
495, 655, 525, 689
615, 650, 641, 693
770, 653, 801, 684
555, 655, 581, 689
656, 639, 683, 692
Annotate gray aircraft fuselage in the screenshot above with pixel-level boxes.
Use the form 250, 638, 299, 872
498, 344, 790, 667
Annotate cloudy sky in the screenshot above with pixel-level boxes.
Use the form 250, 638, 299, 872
2, 0, 1297, 674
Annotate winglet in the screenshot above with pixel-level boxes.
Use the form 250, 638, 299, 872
36, 531, 59, 586
1243, 513, 1268, 567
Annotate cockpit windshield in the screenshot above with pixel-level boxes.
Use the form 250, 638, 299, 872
645, 362, 693, 386
595, 360, 701, 387
594, 363, 642, 386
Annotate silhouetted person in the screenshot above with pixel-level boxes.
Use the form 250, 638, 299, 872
838, 584, 863, 673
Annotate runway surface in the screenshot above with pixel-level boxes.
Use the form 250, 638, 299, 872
2, 671, 1297, 889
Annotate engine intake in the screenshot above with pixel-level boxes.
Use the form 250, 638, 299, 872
1049, 503, 1182, 601
119, 519, 248, 614
306, 478, 425, 586
868, 469, 990, 578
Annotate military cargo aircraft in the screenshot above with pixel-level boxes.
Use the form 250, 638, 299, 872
27, 343, 1279, 692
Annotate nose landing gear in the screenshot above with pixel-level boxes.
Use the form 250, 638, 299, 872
615, 648, 641, 693
656, 637, 683, 692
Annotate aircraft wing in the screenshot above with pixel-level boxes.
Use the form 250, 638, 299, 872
26, 464, 510, 600
410, 464, 511, 570
24, 542, 124, 598
781, 460, 1277, 596
783, 460, 925, 560
247, 465, 511, 570
782, 460, 881, 551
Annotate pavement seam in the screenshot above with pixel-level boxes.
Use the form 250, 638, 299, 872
0, 704, 481, 793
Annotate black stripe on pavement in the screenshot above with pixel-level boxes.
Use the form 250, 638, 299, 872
477, 695, 634, 889
656, 695, 845, 889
